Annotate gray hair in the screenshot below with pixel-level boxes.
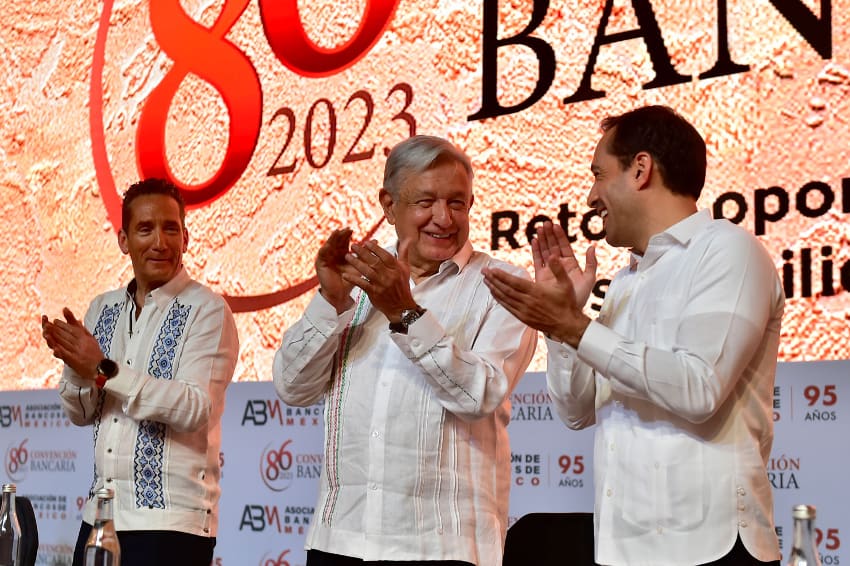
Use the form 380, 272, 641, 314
383, 135, 473, 200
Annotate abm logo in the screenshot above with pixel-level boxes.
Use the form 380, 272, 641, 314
0, 405, 22, 428
242, 399, 322, 427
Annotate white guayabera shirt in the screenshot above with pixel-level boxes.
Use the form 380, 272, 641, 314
273, 241, 537, 564
59, 268, 239, 537
547, 210, 785, 566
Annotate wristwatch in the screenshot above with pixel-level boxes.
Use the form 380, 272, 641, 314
95, 358, 119, 389
388, 306, 426, 334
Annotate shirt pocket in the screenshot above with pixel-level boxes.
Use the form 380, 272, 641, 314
621, 433, 707, 531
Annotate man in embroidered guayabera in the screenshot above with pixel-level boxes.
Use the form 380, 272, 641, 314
273, 135, 537, 565
42, 178, 239, 566
483, 106, 784, 566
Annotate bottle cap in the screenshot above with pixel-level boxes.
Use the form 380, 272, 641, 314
95, 487, 115, 500
792, 504, 817, 520
1, 484, 16, 493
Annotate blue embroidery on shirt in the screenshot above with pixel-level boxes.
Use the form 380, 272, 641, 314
92, 302, 122, 356
88, 302, 122, 497
133, 300, 192, 509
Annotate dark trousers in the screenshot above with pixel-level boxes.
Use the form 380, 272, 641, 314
698, 535, 781, 566
72, 522, 216, 566
306, 549, 474, 566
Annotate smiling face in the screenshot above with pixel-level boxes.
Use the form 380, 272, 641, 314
587, 129, 646, 252
380, 158, 473, 280
118, 194, 188, 296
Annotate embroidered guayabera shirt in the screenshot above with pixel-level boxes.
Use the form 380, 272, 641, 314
547, 210, 785, 566
273, 242, 537, 564
59, 268, 239, 537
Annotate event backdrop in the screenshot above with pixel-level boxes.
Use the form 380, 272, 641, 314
0, 363, 846, 565
1, 0, 849, 390
1, 1, 849, 564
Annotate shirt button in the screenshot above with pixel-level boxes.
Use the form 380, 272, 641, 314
113, 418, 118, 423
654, 462, 660, 469
739, 521, 748, 528
411, 339, 421, 349
371, 431, 380, 438
738, 504, 746, 511
737, 486, 746, 495
370, 483, 378, 491
107, 448, 113, 454
106, 478, 112, 483
606, 489, 612, 497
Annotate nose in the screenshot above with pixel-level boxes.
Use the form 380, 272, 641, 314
152, 227, 167, 248
432, 200, 451, 226
586, 184, 598, 209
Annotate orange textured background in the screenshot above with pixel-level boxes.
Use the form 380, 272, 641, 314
2, 0, 848, 390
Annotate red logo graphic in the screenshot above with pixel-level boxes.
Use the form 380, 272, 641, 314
89, 0, 398, 312
260, 550, 291, 566
5, 438, 29, 482
260, 440, 294, 492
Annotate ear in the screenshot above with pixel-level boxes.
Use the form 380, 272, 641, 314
118, 230, 129, 255
379, 189, 396, 225
182, 226, 189, 253
632, 152, 652, 189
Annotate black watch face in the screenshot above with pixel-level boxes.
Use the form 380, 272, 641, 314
98, 359, 119, 378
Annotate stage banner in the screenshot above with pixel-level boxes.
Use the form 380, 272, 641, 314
1, 361, 847, 565
2, 0, 850, 393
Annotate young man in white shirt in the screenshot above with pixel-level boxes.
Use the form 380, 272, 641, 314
274, 135, 537, 565
483, 105, 784, 566
42, 178, 239, 566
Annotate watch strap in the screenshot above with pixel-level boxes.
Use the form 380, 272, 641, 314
389, 306, 426, 334
95, 358, 119, 389
95, 373, 108, 389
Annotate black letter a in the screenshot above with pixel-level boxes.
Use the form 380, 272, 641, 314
564, 0, 690, 104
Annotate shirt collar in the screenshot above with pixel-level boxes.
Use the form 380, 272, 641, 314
125, 266, 191, 310
636, 209, 712, 270
661, 208, 712, 246
390, 240, 473, 278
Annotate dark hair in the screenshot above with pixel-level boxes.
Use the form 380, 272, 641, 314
383, 135, 473, 200
600, 105, 706, 199
121, 178, 186, 232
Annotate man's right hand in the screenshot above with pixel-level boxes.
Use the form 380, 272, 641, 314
41, 308, 103, 381
315, 228, 357, 313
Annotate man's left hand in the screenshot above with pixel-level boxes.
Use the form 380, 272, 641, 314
483, 249, 591, 348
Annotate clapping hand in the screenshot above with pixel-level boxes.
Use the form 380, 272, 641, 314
315, 228, 361, 313
344, 239, 417, 322
41, 308, 103, 380
482, 222, 596, 347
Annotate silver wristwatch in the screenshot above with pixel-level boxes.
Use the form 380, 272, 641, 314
389, 306, 426, 334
